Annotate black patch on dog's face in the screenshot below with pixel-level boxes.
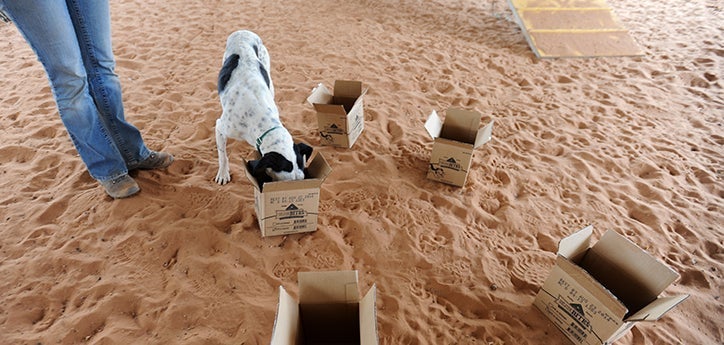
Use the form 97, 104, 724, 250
247, 152, 293, 189
218, 54, 240, 94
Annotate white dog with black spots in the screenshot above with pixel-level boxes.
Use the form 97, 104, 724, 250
214, 30, 311, 185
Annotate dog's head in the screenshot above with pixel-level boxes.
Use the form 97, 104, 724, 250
248, 143, 313, 186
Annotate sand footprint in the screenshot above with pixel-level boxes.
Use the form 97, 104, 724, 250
433, 80, 454, 94
678, 268, 711, 289
509, 250, 554, 290
305, 244, 344, 269
480, 257, 513, 290
440, 259, 473, 285
625, 199, 662, 230
415, 231, 449, 255
237, 269, 275, 297
6, 295, 50, 328
165, 158, 196, 176
335, 188, 374, 211
408, 279, 433, 301
272, 259, 297, 280
19, 224, 57, 248
35, 196, 70, 223
387, 121, 404, 142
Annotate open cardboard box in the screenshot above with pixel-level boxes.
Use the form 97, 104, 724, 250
270, 270, 378, 345
307, 80, 368, 148
243, 151, 331, 237
534, 225, 689, 345
424, 108, 494, 187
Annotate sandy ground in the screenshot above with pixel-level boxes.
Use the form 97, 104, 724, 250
0, 0, 722, 344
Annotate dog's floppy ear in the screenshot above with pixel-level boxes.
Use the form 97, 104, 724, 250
254, 152, 293, 176
293, 143, 313, 166
218, 54, 240, 94
247, 158, 275, 189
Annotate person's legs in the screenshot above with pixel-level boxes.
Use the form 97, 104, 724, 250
64, 0, 153, 167
0, 0, 131, 183
2, 0, 171, 197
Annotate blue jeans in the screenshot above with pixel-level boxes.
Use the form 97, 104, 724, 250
1, 0, 151, 182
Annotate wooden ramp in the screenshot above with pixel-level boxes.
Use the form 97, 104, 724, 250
507, 0, 643, 58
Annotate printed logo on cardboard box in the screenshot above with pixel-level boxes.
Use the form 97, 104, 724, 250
554, 297, 595, 343
428, 163, 446, 179
323, 123, 345, 134
439, 157, 463, 171
319, 131, 334, 144
275, 204, 307, 220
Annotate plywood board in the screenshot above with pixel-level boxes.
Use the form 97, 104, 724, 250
507, 0, 643, 58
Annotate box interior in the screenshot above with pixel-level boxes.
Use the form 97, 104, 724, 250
440, 108, 481, 144
299, 303, 361, 344
577, 230, 679, 316
272, 271, 378, 345
331, 96, 357, 113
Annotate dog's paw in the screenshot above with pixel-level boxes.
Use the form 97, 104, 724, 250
215, 170, 231, 185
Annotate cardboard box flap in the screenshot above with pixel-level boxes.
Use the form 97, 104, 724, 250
270, 286, 300, 345
306, 83, 333, 106
474, 119, 494, 148
334, 80, 362, 99
306, 152, 332, 182
556, 255, 629, 319
581, 230, 680, 312
360, 285, 379, 345
625, 294, 690, 322
440, 108, 481, 144
558, 225, 593, 263
424, 110, 443, 139
243, 157, 263, 190
344, 86, 368, 112
299, 270, 360, 305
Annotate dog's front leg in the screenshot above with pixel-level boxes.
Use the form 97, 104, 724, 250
215, 119, 232, 185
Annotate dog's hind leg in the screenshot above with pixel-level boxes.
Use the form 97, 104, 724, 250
214, 118, 232, 185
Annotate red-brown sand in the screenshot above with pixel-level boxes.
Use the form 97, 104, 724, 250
0, 0, 721, 344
